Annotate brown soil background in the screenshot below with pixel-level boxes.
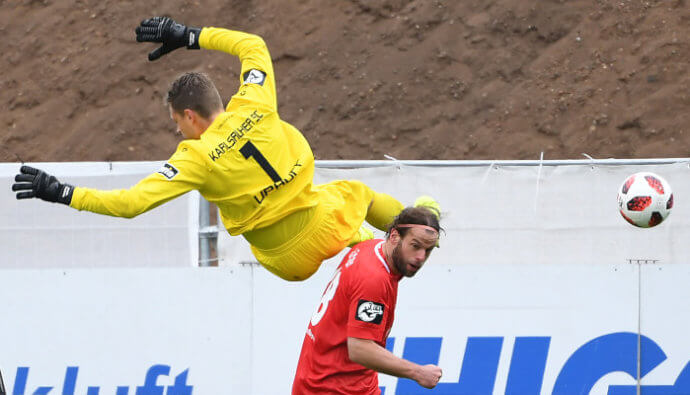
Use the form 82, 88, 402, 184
0, 0, 688, 162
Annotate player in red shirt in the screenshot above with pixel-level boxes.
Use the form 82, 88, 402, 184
292, 206, 443, 394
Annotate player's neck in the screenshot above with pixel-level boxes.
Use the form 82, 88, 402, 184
198, 110, 223, 136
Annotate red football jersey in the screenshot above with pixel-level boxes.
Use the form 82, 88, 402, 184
292, 239, 402, 394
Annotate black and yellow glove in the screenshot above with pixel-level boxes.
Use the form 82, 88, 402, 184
12, 165, 74, 205
135, 16, 201, 61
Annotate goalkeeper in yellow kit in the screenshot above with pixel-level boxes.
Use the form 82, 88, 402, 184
11, 17, 439, 281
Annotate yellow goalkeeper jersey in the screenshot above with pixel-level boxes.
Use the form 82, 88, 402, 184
70, 27, 318, 235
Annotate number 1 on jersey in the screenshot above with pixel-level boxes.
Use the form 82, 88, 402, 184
240, 140, 281, 182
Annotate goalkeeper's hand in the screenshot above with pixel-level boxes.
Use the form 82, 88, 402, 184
135, 16, 201, 61
12, 165, 74, 205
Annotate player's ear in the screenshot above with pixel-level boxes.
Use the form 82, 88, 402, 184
183, 108, 195, 121
389, 228, 401, 245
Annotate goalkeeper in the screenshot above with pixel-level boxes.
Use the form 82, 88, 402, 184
11, 17, 440, 281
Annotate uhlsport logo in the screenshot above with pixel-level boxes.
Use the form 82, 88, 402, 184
356, 300, 384, 324
243, 69, 266, 86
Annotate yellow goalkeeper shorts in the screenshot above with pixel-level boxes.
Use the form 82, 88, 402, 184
248, 180, 374, 281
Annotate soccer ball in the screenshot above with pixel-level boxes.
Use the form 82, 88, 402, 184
617, 172, 673, 228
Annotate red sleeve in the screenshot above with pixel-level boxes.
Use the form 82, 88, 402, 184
346, 274, 391, 342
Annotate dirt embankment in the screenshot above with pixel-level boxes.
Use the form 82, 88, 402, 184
0, 0, 687, 162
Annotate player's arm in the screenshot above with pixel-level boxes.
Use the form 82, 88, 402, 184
347, 337, 442, 389
197, 27, 277, 110
12, 150, 206, 218
345, 275, 442, 389
69, 160, 201, 218
135, 17, 276, 110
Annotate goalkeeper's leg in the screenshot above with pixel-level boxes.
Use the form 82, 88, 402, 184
366, 192, 405, 231
347, 190, 403, 247
348, 192, 442, 246
366, 193, 441, 229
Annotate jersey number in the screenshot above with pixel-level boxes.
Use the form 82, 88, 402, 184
310, 270, 341, 326
240, 141, 281, 182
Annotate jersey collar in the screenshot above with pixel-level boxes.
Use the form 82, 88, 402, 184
374, 241, 390, 273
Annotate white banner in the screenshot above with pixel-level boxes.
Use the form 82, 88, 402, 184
0, 267, 253, 394
219, 161, 690, 267
4, 161, 688, 269
0, 264, 688, 394
1, 160, 689, 394
0, 163, 199, 268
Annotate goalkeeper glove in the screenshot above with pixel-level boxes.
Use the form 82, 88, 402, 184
135, 16, 201, 61
12, 165, 74, 205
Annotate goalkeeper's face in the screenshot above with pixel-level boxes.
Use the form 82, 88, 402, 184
170, 106, 199, 139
